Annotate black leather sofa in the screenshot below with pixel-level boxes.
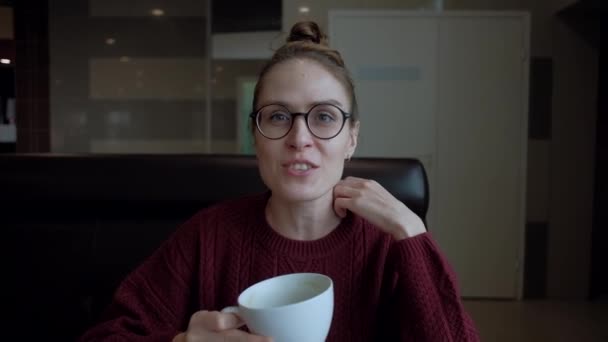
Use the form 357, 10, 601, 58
0, 154, 428, 340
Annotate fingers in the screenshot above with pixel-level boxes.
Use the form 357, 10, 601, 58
333, 197, 351, 218
335, 176, 375, 197
182, 310, 272, 342
340, 176, 375, 186
341, 176, 366, 183
338, 177, 380, 192
333, 183, 353, 219
222, 329, 274, 342
333, 177, 368, 218
189, 310, 244, 332
181, 328, 272, 342
333, 183, 360, 199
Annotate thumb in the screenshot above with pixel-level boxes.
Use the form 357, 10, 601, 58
172, 332, 186, 342
189, 311, 244, 333
333, 197, 349, 218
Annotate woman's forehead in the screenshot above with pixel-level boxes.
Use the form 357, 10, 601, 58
258, 59, 349, 108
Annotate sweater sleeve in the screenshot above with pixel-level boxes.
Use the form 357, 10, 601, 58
78, 213, 203, 341
379, 232, 480, 342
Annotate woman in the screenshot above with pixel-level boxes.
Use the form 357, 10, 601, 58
80, 21, 479, 342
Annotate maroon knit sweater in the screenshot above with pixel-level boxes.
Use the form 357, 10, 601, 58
79, 193, 479, 341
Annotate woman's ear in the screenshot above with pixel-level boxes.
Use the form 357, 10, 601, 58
347, 121, 360, 158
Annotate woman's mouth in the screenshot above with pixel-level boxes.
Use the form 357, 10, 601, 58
290, 163, 312, 171
282, 160, 319, 175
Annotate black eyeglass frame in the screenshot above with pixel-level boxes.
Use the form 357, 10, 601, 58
249, 103, 353, 140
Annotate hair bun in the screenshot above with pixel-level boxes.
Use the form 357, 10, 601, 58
287, 21, 328, 45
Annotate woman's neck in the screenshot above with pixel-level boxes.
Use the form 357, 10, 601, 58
265, 192, 342, 241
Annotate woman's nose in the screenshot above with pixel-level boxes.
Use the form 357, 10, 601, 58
285, 116, 313, 149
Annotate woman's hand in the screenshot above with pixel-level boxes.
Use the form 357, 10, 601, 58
172, 310, 272, 342
333, 176, 426, 240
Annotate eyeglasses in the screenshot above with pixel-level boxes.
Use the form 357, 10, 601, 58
250, 103, 352, 140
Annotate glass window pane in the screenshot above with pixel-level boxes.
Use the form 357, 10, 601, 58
49, 0, 282, 154
49, 0, 209, 153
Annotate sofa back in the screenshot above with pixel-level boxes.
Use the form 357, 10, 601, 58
1, 154, 428, 340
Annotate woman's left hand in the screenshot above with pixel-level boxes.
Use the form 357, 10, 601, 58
333, 176, 426, 240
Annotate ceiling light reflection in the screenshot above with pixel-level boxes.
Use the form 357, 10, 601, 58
151, 8, 165, 16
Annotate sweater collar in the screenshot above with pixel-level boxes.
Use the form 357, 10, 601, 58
252, 192, 359, 259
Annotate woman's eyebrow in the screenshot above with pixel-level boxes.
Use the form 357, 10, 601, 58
311, 99, 344, 107
258, 99, 345, 110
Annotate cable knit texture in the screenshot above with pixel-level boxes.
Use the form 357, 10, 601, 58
79, 193, 479, 341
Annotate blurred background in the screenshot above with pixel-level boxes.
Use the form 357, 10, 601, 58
0, 0, 604, 341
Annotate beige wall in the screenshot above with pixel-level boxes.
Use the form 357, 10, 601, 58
288, 0, 597, 298
283, 0, 431, 34
443, 0, 598, 299
0, 6, 14, 39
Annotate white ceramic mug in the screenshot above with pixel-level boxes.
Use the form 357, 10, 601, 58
222, 273, 334, 342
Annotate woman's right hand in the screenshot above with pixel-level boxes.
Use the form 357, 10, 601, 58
172, 310, 273, 342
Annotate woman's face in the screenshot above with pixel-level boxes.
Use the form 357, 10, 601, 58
254, 59, 359, 203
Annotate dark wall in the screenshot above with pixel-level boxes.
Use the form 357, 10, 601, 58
14, 0, 50, 152
212, 0, 281, 33
590, 28, 606, 299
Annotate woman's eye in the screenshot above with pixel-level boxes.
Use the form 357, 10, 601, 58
269, 112, 290, 121
317, 113, 335, 122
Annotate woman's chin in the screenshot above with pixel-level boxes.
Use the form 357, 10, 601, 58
272, 186, 330, 204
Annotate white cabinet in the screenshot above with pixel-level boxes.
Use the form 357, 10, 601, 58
330, 11, 529, 299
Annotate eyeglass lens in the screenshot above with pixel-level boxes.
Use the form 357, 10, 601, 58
256, 104, 345, 139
